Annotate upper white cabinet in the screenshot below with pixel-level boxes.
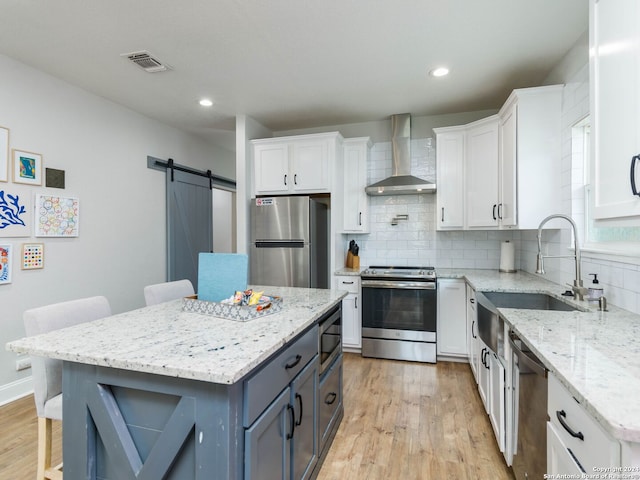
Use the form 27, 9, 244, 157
252, 132, 342, 196
590, 0, 640, 221
465, 116, 501, 228
435, 85, 563, 230
434, 126, 465, 230
342, 137, 371, 233
499, 85, 563, 229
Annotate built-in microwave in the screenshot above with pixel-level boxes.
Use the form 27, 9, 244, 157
319, 305, 341, 377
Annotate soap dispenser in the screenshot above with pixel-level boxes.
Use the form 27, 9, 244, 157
588, 273, 604, 302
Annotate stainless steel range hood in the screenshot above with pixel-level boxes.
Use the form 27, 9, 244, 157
365, 113, 436, 196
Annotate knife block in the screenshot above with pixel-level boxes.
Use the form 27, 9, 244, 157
346, 251, 354, 268
352, 255, 360, 269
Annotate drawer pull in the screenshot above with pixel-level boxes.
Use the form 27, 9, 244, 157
286, 404, 295, 439
295, 393, 303, 426
557, 410, 584, 441
342, 281, 354, 285
325, 392, 337, 405
285, 354, 302, 369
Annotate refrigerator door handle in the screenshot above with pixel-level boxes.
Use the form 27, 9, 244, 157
254, 241, 305, 248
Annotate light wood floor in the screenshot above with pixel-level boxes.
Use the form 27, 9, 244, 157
0, 354, 513, 479
317, 353, 514, 480
0, 394, 62, 479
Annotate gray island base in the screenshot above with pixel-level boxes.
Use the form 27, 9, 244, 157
8, 286, 346, 480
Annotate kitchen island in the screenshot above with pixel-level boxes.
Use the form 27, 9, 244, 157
7, 286, 347, 480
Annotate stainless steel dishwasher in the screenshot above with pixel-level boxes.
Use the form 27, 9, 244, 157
510, 330, 548, 480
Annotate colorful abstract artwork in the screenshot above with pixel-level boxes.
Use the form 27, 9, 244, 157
12, 149, 42, 185
22, 243, 44, 270
0, 244, 12, 284
35, 194, 79, 237
0, 188, 31, 237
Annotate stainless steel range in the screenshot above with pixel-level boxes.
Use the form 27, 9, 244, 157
360, 266, 437, 363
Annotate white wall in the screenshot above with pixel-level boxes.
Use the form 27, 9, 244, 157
0, 54, 233, 402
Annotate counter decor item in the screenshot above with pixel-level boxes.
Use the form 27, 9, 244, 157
499, 240, 516, 273
587, 273, 604, 302
198, 252, 248, 302
182, 293, 283, 321
346, 239, 360, 269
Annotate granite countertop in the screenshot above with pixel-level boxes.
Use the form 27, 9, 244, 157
453, 269, 640, 444
6, 286, 346, 385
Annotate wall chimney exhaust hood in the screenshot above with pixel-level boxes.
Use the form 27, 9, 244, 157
365, 113, 436, 196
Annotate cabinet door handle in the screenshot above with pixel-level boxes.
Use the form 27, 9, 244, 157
498, 203, 503, 219
492, 204, 497, 220
295, 393, 303, 426
355, 297, 358, 309
286, 404, 295, 440
556, 410, 585, 441
481, 347, 486, 367
631, 154, 640, 196
294, 173, 298, 185
471, 320, 476, 338
284, 174, 287, 186
470, 298, 475, 304
441, 207, 445, 222
325, 392, 337, 405
359, 212, 362, 225
285, 354, 302, 369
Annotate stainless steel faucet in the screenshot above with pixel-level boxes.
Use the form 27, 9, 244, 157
535, 214, 587, 301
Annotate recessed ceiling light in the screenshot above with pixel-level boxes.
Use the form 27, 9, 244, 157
429, 67, 450, 77
199, 98, 213, 107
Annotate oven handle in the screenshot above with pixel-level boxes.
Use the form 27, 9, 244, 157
361, 280, 436, 290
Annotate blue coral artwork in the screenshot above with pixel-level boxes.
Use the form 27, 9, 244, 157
0, 187, 31, 237
0, 244, 12, 284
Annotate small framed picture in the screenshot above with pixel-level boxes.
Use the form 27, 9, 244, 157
12, 149, 43, 186
0, 244, 13, 284
22, 243, 44, 270
0, 127, 9, 182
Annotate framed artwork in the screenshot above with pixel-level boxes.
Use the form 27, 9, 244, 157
0, 127, 8, 182
12, 149, 43, 185
0, 244, 12, 284
22, 243, 44, 269
35, 194, 80, 237
0, 187, 32, 237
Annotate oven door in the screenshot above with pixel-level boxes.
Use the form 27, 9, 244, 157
361, 280, 437, 341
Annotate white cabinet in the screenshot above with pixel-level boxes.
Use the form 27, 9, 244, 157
590, 0, 640, 221
252, 132, 342, 196
342, 138, 371, 233
335, 275, 361, 350
488, 351, 506, 453
498, 85, 563, 229
436, 85, 562, 230
465, 116, 501, 228
466, 284, 479, 383
434, 126, 465, 230
437, 279, 468, 358
547, 373, 620, 475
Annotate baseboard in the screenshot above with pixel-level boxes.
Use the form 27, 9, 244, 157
0, 376, 33, 406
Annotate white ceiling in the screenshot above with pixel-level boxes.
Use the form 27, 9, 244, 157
0, 1, 588, 152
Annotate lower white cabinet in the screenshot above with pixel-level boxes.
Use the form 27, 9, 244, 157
437, 279, 468, 358
335, 275, 361, 350
466, 284, 479, 383
547, 373, 620, 475
488, 351, 506, 453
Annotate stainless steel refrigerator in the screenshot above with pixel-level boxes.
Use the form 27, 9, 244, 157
250, 196, 329, 288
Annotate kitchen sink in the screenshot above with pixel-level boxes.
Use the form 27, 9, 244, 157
480, 291, 581, 312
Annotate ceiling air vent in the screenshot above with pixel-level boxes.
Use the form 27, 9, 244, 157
121, 50, 171, 73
